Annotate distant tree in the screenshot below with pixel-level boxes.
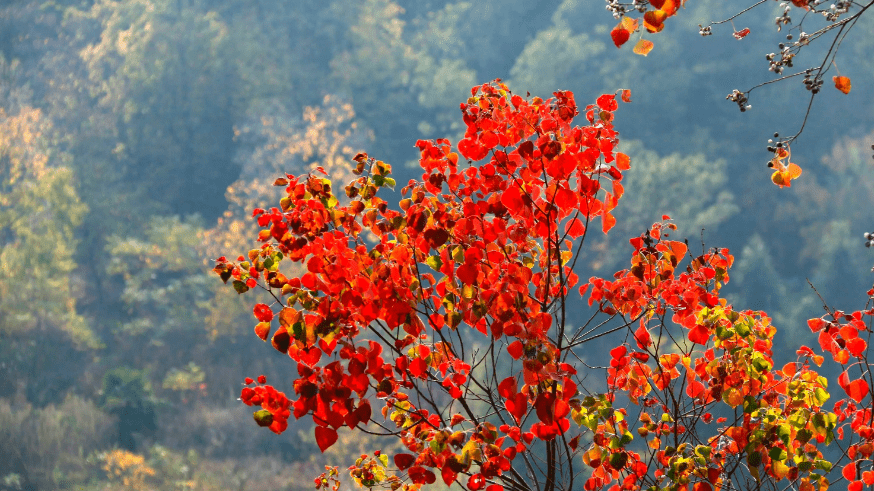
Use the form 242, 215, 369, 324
216, 81, 874, 491
0, 101, 93, 347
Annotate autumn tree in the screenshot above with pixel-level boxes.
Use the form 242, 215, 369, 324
214, 80, 874, 491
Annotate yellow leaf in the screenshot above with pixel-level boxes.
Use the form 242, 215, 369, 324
620, 16, 639, 32
633, 39, 654, 56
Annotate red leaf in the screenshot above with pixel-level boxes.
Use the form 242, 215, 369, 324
847, 337, 867, 357
299, 346, 322, 367
597, 94, 618, 112
499, 376, 518, 399
424, 228, 450, 249
507, 341, 525, 360
611, 28, 630, 48
732, 28, 750, 40
602, 211, 616, 234
501, 183, 525, 215
534, 393, 556, 425
565, 218, 586, 239
408, 466, 436, 485
610, 345, 627, 359
686, 379, 705, 399
253, 303, 274, 322
808, 318, 826, 332
634, 322, 651, 348
844, 462, 858, 481
505, 393, 528, 424
849, 481, 863, 491
554, 187, 578, 210
468, 474, 486, 491
314, 426, 338, 452
845, 379, 870, 403
457, 263, 478, 285
355, 400, 371, 425
394, 453, 415, 470
441, 466, 458, 486
687, 324, 709, 345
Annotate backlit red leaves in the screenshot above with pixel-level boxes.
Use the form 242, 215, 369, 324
505, 393, 528, 424
844, 461, 858, 481
611, 27, 630, 48
507, 340, 524, 359
408, 466, 436, 485
315, 426, 338, 452
834, 76, 852, 94
565, 218, 586, 239
394, 453, 415, 470
840, 373, 870, 403
254, 303, 274, 322
597, 94, 618, 112
610, 17, 638, 48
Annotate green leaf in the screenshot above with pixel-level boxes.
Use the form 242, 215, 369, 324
426, 255, 443, 271
253, 409, 273, 427
813, 387, 829, 406
768, 447, 787, 461
233, 280, 250, 294
777, 424, 791, 446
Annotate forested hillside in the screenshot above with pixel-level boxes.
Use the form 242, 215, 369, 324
1, 1, 873, 489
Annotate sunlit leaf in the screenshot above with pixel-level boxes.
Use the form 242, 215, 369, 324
315, 426, 338, 452
833, 76, 852, 94
633, 39, 654, 56
733, 28, 750, 40
611, 27, 630, 48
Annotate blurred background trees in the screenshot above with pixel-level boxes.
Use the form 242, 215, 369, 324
0, 0, 873, 489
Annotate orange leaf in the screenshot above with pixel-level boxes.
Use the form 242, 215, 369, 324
619, 89, 632, 103
254, 321, 271, 341
615, 152, 631, 170
633, 39, 655, 56
834, 76, 852, 94
620, 16, 639, 32
643, 10, 667, 33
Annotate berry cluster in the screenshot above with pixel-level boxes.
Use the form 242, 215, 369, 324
604, 0, 648, 19
698, 24, 713, 36
802, 69, 824, 94
726, 89, 751, 112
766, 44, 795, 74
766, 132, 784, 153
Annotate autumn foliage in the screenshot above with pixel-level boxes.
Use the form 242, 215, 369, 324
215, 80, 874, 491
